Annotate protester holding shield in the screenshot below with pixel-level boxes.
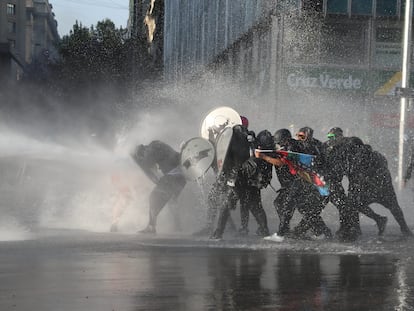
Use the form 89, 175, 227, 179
237, 129, 273, 236
196, 107, 247, 238
209, 122, 254, 239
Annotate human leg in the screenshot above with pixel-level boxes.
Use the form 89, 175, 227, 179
274, 188, 295, 236
140, 174, 185, 234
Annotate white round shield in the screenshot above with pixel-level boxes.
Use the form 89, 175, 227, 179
180, 137, 215, 181
200, 106, 241, 142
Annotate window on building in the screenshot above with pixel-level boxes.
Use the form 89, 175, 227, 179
320, 22, 367, 65
327, 0, 348, 14
351, 0, 373, 15
374, 27, 401, 68
7, 3, 16, 15
376, 0, 397, 16
7, 21, 16, 33
8, 39, 15, 48
302, 0, 323, 12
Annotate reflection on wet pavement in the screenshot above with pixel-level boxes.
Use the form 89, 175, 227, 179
0, 231, 413, 310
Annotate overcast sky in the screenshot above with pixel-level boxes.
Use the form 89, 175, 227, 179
50, 0, 129, 37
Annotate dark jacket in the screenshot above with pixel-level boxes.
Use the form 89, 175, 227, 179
275, 138, 304, 188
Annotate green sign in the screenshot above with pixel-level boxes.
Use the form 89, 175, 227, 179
283, 67, 414, 96
284, 68, 369, 93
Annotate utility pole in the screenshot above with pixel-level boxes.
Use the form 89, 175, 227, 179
397, 0, 413, 190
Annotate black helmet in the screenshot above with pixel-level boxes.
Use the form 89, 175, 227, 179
349, 136, 363, 145
256, 130, 274, 149
297, 126, 313, 140
327, 127, 343, 140
273, 128, 292, 145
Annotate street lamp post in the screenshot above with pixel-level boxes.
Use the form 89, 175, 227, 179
397, 0, 413, 190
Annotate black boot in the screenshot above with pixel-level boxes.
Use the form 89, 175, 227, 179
210, 208, 230, 240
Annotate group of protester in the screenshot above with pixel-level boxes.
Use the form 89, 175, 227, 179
129, 115, 413, 243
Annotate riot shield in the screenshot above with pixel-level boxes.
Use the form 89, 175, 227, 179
180, 137, 215, 181
200, 106, 241, 142
215, 126, 234, 175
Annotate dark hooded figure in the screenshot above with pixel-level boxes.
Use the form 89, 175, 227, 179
237, 130, 273, 236
291, 126, 332, 239
322, 127, 362, 241
196, 116, 254, 237
272, 128, 304, 236
210, 125, 271, 239
296, 126, 324, 158
324, 130, 392, 240
258, 128, 332, 239
328, 133, 412, 238
131, 140, 186, 234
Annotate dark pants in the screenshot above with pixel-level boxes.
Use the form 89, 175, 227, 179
202, 180, 237, 235
329, 181, 361, 241
274, 187, 297, 236
211, 182, 238, 239
148, 174, 186, 228
237, 185, 269, 236
294, 183, 331, 238
212, 183, 269, 239
274, 180, 331, 238
349, 170, 412, 236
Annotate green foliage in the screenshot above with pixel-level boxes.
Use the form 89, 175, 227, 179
4, 18, 160, 150
57, 20, 123, 86
53, 18, 155, 96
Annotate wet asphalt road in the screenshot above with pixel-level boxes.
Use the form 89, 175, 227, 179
0, 228, 414, 311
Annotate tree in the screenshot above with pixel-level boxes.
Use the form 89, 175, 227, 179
51, 19, 156, 98
56, 20, 122, 88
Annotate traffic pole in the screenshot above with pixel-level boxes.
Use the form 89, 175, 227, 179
398, 0, 413, 190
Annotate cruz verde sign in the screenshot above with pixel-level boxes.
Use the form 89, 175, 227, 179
287, 72, 362, 90
284, 69, 368, 92
283, 68, 414, 96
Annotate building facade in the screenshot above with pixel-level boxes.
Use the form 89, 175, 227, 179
163, 0, 413, 169
0, 0, 59, 81
128, 0, 164, 71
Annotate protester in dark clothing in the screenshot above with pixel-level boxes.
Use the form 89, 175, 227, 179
296, 126, 324, 159
234, 116, 258, 234
325, 132, 390, 238
197, 116, 254, 237
258, 128, 332, 239
344, 141, 412, 237
271, 128, 304, 237
237, 130, 273, 236
131, 140, 186, 234
210, 125, 271, 239
322, 128, 362, 241
209, 123, 251, 239
292, 127, 332, 239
